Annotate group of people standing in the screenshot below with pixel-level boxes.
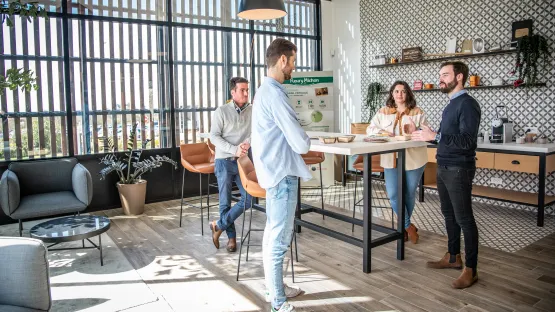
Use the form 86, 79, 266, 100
208, 38, 481, 312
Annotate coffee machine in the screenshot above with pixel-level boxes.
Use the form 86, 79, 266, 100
491, 105, 513, 143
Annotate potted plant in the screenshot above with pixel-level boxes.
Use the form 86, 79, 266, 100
512, 34, 551, 87
1, 1, 47, 93
99, 123, 177, 215
351, 82, 381, 134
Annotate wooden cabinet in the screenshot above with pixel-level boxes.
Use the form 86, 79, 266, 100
493, 153, 539, 174
475, 152, 495, 169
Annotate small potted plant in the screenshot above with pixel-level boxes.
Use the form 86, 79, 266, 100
99, 123, 177, 215
351, 82, 382, 134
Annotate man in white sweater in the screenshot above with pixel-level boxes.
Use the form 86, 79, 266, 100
209, 77, 252, 252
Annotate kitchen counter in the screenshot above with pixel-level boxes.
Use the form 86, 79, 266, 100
428, 141, 555, 154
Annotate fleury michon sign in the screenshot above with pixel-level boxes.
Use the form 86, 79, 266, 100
284, 76, 333, 85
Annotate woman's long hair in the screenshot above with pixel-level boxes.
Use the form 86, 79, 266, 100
385, 81, 416, 110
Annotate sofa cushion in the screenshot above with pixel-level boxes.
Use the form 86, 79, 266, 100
11, 191, 87, 220
9, 158, 77, 196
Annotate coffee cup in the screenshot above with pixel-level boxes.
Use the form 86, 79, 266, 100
516, 137, 525, 144
525, 133, 536, 143
537, 137, 548, 144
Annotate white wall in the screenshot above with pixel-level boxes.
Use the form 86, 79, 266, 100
321, 0, 362, 133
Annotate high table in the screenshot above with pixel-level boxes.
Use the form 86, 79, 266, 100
302, 131, 428, 273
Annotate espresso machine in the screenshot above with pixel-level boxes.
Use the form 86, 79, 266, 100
490, 105, 513, 143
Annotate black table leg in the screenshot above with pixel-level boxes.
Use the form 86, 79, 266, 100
538, 155, 546, 227
99, 234, 103, 266
342, 155, 347, 187
396, 150, 406, 260
418, 171, 425, 202
362, 153, 372, 273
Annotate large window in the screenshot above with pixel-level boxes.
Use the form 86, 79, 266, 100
0, 0, 320, 161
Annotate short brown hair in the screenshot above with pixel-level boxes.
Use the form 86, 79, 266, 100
440, 61, 470, 85
386, 81, 417, 110
265, 38, 297, 68
229, 77, 248, 91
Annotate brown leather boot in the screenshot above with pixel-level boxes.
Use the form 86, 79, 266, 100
210, 220, 222, 249
226, 238, 237, 252
426, 252, 463, 269
452, 267, 478, 289
406, 223, 419, 244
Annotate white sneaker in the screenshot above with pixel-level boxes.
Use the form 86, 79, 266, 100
271, 302, 296, 312
265, 284, 302, 302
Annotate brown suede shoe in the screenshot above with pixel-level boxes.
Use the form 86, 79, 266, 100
452, 267, 478, 289
210, 220, 222, 249
406, 223, 419, 244
426, 252, 463, 269
226, 238, 237, 252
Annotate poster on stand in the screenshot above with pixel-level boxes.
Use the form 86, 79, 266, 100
284, 71, 335, 187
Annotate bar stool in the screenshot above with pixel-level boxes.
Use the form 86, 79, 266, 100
179, 142, 219, 234
301, 151, 325, 219
351, 154, 394, 231
236, 155, 298, 282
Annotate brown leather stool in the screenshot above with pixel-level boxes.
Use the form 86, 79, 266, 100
301, 151, 326, 219
179, 142, 218, 234
351, 154, 394, 231
236, 155, 298, 282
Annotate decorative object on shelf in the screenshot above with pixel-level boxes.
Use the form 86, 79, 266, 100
461, 39, 473, 53
237, 0, 286, 20
99, 123, 178, 215
473, 38, 485, 53
373, 54, 386, 65
390, 57, 398, 64
492, 77, 504, 86
511, 19, 533, 48
369, 50, 516, 68
424, 83, 434, 89
402, 47, 422, 62
413, 80, 423, 90
469, 73, 480, 87
364, 82, 382, 122
446, 37, 457, 54
512, 34, 551, 87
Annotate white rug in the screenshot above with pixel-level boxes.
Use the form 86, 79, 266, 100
0, 217, 159, 312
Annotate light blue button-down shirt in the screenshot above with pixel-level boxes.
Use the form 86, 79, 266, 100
251, 77, 312, 189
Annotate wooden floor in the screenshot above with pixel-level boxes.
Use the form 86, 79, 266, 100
96, 198, 555, 312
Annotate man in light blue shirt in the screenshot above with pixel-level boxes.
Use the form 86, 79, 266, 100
251, 38, 311, 312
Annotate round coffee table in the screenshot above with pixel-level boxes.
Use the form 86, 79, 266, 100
30, 215, 111, 266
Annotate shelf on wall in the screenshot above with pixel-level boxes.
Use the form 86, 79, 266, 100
378, 83, 546, 94
369, 50, 517, 68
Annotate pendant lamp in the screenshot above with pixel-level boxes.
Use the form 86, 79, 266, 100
237, 0, 287, 20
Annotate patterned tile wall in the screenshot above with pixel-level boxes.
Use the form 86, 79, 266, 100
359, 0, 555, 214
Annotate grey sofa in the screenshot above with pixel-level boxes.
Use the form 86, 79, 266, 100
0, 158, 93, 236
0, 237, 52, 312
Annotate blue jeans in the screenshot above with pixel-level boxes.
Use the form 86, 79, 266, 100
384, 164, 425, 229
215, 159, 252, 239
263, 176, 298, 309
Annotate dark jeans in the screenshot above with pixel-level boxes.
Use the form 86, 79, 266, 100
215, 159, 253, 239
437, 166, 478, 269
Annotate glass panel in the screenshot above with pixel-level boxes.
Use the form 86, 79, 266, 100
69, 19, 171, 155
0, 16, 67, 161
68, 0, 167, 21
253, 0, 317, 36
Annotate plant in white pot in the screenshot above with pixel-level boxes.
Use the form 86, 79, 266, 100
99, 123, 177, 215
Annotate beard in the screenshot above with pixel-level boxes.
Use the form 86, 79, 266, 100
282, 67, 292, 81
439, 79, 457, 93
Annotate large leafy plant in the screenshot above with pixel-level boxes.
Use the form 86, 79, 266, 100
99, 123, 177, 184
512, 34, 551, 87
365, 82, 382, 122
0, 1, 47, 94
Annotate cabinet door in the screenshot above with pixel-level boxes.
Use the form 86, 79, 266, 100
427, 148, 437, 163
494, 153, 539, 174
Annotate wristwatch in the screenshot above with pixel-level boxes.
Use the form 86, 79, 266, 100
435, 132, 441, 143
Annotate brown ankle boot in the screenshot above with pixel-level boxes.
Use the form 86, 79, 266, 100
426, 252, 463, 269
210, 220, 223, 249
226, 238, 237, 252
452, 267, 478, 289
406, 224, 419, 244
